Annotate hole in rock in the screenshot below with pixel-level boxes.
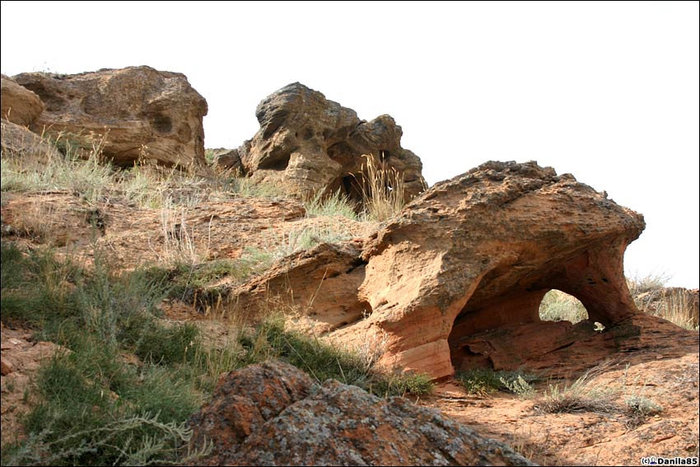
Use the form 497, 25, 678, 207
538, 290, 588, 324
448, 288, 598, 374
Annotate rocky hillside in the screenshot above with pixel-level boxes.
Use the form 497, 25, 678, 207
1, 67, 698, 466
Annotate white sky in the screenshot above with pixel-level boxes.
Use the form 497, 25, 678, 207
2, 1, 698, 288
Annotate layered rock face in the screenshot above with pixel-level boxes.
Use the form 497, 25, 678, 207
12, 66, 208, 167
229, 161, 646, 379
189, 360, 532, 466
1, 75, 44, 126
235, 82, 425, 202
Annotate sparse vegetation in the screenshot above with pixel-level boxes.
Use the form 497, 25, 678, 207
0, 240, 431, 465
628, 274, 699, 331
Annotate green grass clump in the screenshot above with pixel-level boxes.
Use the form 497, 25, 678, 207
304, 190, 358, 220
237, 317, 433, 397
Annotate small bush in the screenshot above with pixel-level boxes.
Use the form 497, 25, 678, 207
456, 368, 537, 396
533, 367, 617, 414
625, 395, 663, 417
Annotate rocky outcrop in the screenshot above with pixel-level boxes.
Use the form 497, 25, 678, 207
189, 360, 532, 466
1, 74, 44, 126
228, 161, 648, 379
12, 66, 208, 167
236, 82, 425, 203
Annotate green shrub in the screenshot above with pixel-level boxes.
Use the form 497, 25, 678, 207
135, 322, 201, 365
456, 368, 537, 396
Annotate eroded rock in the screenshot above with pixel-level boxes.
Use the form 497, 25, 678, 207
13, 66, 208, 167
228, 161, 648, 379
1, 74, 44, 126
237, 82, 425, 203
189, 360, 532, 466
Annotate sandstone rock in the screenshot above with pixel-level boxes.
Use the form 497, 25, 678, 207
228, 161, 647, 379
211, 148, 243, 173
1, 74, 44, 126
237, 82, 425, 203
190, 360, 532, 466
1, 120, 62, 161
13, 66, 207, 167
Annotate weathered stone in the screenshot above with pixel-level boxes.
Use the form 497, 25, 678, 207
228, 161, 647, 379
212, 148, 243, 173
13, 66, 207, 167
1, 120, 62, 161
188, 361, 312, 461
237, 82, 425, 203
189, 360, 533, 466
1, 74, 44, 126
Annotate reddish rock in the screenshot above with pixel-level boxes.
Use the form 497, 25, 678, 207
0, 358, 14, 376
13, 66, 208, 167
1, 74, 44, 126
189, 360, 532, 466
188, 360, 313, 460
237, 82, 425, 203
228, 161, 649, 379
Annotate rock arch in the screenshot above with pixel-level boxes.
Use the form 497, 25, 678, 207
230, 161, 647, 379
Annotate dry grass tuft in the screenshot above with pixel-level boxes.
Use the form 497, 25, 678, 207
356, 153, 406, 222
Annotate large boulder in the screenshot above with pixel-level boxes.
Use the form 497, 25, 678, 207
228, 161, 648, 379
1, 74, 44, 126
236, 82, 425, 203
189, 360, 532, 466
12, 66, 207, 167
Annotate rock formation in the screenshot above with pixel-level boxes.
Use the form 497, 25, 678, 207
229, 161, 647, 379
189, 360, 532, 466
1, 74, 44, 126
235, 82, 425, 202
12, 66, 208, 167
